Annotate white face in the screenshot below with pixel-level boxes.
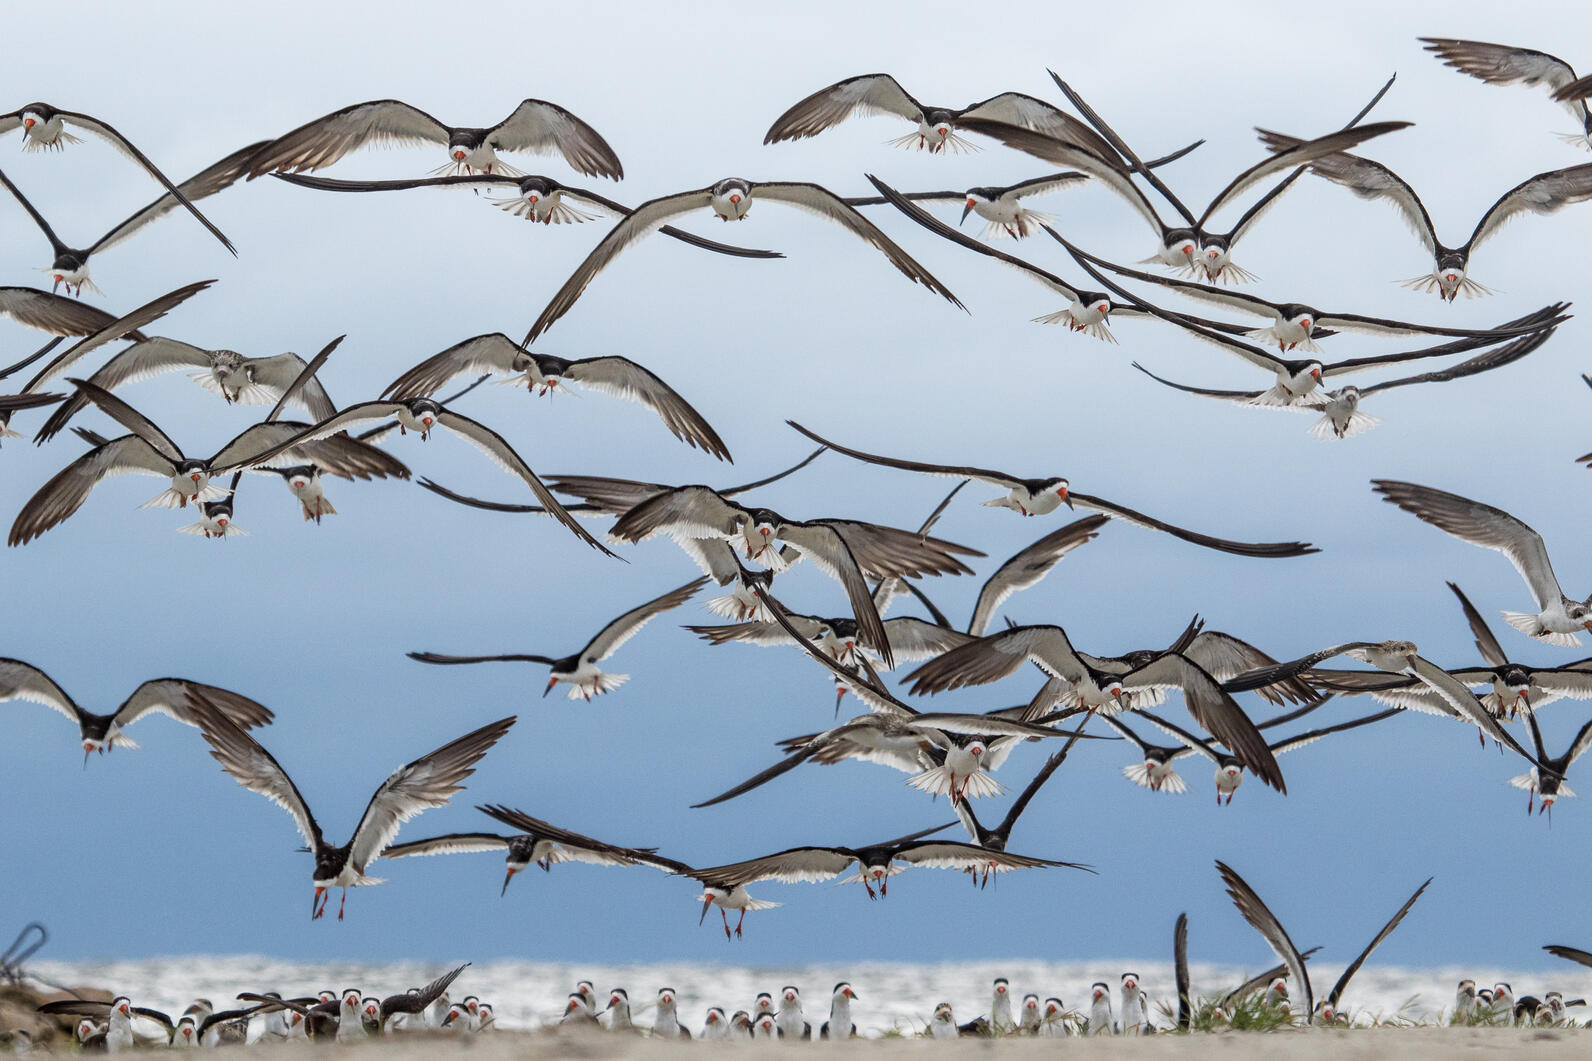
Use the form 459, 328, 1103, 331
1437, 267, 1464, 301
783, 989, 797, 1003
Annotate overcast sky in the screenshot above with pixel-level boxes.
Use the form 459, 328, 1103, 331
4, 0, 1592, 984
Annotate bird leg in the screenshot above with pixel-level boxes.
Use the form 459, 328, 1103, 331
337, 888, 348, 920
735, 910, 746, 938
721, 909, 732, 941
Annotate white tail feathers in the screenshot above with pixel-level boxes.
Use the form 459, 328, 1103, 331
705, 591, 769, 622
1309, 409, 1381, 441
300, 496, 337, 521
140, 483, 228, 510
1122, 762, 1187, 794
176, 520, 248, 538
1245, 326, 1322, 355
1502, 611, 1583, 647
488, 195, 600, 224
566, 672, 629, 700
906, 765, 1006, 800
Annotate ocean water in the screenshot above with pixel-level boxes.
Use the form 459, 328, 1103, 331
27, 957, 1592, 1034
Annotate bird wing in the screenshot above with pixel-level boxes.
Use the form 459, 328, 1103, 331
522, 188, 715, 344
1421, 38, 1584, 116
55, 108, 237, 254
1069, 491, 1317, 559
762, 73, 926, 142
0, 286, 137, 338
1130, 362, 1266, 404
969, 517, 1108, 636
905, 625, 1088, 694
1126, 655, 1286, 792
244, 99, 452, 176
1254, 133, 1438, 254
686, 617, 829, 648
486, 99, 623, 179
1446, 581, 1510, 667
20, 280, 213, 394
0, 658, 84, 725
775, 521, 896, 668
1372, 480, 1565, 612
435, 410, 612, 555
1186, 631, 1320, 706
752, 182, 962, 307
1325, 878, 1432, 1010
1197, 121, 1412, 228
209, 421, 410, 481
1465, 162, 1592, 253
243, 354, 338, 420
1544, 945, 1592, 969
953, 118, 1170, 234
691, 847, 857, 888
818, 518, 982, 579
957, 93, 1124, 161
34, 338, 215, 442
607, 484, 746, 544
786, 419, 1021, 488
1268, 708, 1403, 756
584, 576, 708, 660
90, 141, 261, 256
346, 716, 517, 872
475, 804, 653, 865
8, 434, 174, 546
1175, 912, 1192, 1031
863, 175, 1085, 302
893, 840, 1078, 873
1563, 716, 1592, 769
1216, 860, 1313, 1019
1406, 655, 1531, 757
381, 834, 512, 858
111, 679, 273, 732
192, 699, 323, 851
63, 379, 183, 461
1356, 328, 1554, 393
881, 618, 973, 662
380, 965, 470, 1019
561, 355, 731, 460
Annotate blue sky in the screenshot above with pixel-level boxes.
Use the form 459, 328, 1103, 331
4, 0, 1592, 981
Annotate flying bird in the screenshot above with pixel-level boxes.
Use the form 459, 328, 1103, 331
271, 172, 781, 262
191, 695, 515, 920
408, 576, 707, 700
1257, 131, 1592, 300
0, 102, 236, 251
0, 143, 259, 295
17, 280, 216, 397
0, 660, 272, 765
1420, 39, 1592, 149
845, 171, 1090, 239
1373, 480, 1592, 647
786, 420, 1318, 559
379, 333, 731, 461
245, 98, 623, 180
521, 178, 963, 344
8, 380, 408, 545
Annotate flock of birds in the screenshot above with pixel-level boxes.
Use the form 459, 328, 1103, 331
7, 32, 1592, 1043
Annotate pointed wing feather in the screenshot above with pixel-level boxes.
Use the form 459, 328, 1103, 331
1217, 860, 1313, 1020
0, 658, 83, 725
1325, 878, 1432, 1010
969, 517, 1108, 636
584, 577, 708, 660
563, 356, 730, 460
245, 100, 452, 177
487, 99, 623, 179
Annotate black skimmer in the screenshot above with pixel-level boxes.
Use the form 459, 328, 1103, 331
520, 178, 963, 344
34, 341, 339, 444
762, 74, 1154, 157
1018, 992, 1041, 1035
1072, 244, 1556, 353
559, 994, 599, 1027
1510, 709, 1592, 815
1050, 72, 1398, 282
0, 285, 181, 342
652, 989, 691, 1039
700, 1007, 730, 1040
245, 98, 623, 180
820, 984, 858, 1039
691, 597, 1108, 808
1131, 707, 1402, 804
8, 380, 408, 546
928, 1002, 959, 1039
1373, 480, 1592, 647
16, 281, 215, 398
687, 821, 1074, 901
727, 1011, 753, 1038
0, 659, 272, 764
0, 386, 64, 443
571, 481, 984, 668
1421, 39, 1592, 149
272, 466, 338, 523
176, 496, 245, 540
775, 988, 811, 1040
903, 623, 1289, 793
863, 175, 1154, 342
36, 997, 172, 1052
1257, 131, 1592, 300
409, 576, 706, 700
378, 333, 731, 461
1135, 323, 1558, 441
271, 171, 781, 262
0, 102, 236, 250
0, 143, 256, 295
952, 740, 1097, 886
787, 421, 1317, 559
242, 395, 612, 555
960, 108, 1407, 283
189, 694, 515, 920
990, 979, 1014, 1031
1087, 983, 1115, 1035
1119, 974, 1148, 1035
1218, 862, 1430, 1025
845, 171, 1090, 240
1062, 236, 1561, 412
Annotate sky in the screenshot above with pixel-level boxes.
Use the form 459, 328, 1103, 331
4, 0, 1592, 987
